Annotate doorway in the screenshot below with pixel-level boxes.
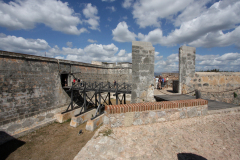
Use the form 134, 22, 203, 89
61, 74, 68, 87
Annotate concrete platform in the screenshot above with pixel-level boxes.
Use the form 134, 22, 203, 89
70, 109, 96, 127
85, 114, 104, 131
55, 107, 83, 123
154, 94, 239, 110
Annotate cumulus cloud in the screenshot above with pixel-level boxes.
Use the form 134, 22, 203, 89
66, 42, 73, 48
134, 0, 240, 48
118, 49, 126, 56
0, 0, 88, 35
132, 0, 193, 28
84, 43, 118, 57
88, 39, 97, 43
106, 6, 116, 12
112, 21, 136, 42
0, 33, 50, 55
83, 3, 100, 30
122, 0, 133, 8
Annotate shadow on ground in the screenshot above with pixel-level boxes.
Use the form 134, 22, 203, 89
177, 153, 207, 160
0, 131, 25, 160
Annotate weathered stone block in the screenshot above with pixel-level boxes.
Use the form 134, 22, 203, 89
187, 107, 198, 118
7, 124, 21, 132
22, 119, 34, 128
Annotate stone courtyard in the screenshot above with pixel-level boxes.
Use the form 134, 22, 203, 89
74, 111, 240, 160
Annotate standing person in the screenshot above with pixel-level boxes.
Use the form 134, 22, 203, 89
77, 78, 80, 87
166, 76, 169, 88
158, 76, 162, 90
65, 78, 67, 86
161, 76, 165, 89
73, 78, 76, 84
155, 76, 159, 89
114, 80, 116, 88
80, 79, 83, 87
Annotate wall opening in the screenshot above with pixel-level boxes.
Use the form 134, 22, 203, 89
61, 74, 68, 87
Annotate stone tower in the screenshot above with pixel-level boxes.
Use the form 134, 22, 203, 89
131, 41, 155, 103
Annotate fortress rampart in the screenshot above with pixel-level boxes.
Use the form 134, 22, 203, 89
0, 50, 132, 128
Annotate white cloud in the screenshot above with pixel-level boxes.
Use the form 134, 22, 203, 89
122, 0, 133, 8
88, 39, 97, 43
123, 16, 128, 20
0, 33, 50, 55
112, 21, 136, 42
0, 0, 88, 35
155, 52, 163, 61
135, 0, 240, 48
138, 28, 163, 45
83, 3, 100, 30
84, 43, 118, 57
55, 56, 64, 59
106, 6, 116, 12
118, 49, 126, 56
174, 0, 211, 26
132, 0, 193, 28
216, 53, 240, 61
66, 42, 73, 48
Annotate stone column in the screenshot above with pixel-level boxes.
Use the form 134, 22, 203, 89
179, 46, 196, 94
131, 41, 155, 103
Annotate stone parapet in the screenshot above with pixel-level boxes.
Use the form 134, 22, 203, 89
103, 99, 208, 128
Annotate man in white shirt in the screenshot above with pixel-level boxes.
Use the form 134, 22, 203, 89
155, 77, 159, 89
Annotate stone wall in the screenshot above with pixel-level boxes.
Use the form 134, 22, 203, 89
0, 50, 132, 129
131, 41, 155, 103
103, 99, 208, 128
185, 72, 240, 105
179, 46, 196, 94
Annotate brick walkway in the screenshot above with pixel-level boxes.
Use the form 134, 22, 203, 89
74, 112, 240, 160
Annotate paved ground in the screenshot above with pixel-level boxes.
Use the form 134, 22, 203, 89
154, 88, 239, 110
74, 112, 240, 160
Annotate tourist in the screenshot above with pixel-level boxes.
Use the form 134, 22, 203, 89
155, 76, 159, 89
158, 76, 162, 90
161, 76, 165, 89
73, 78, 76, 85
166, 76, 169, 88
65, 78, 67, 86
114, 80, 116, 88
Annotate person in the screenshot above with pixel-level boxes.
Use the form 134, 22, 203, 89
73, 78, 76, 84
80, 79, 83, 87
162, 77, 165, 89
166, 76, 169, 88
114, 80, 116, 88
158, 76, 162, 90
155, 77, 159, 89
77, 78, 80, 87
65, 78, 67, 86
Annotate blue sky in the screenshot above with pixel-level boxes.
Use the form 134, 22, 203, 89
0, 0, 240, 72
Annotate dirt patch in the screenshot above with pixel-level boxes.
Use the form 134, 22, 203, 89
2, 121, 97, 160
1, 100, 130, 160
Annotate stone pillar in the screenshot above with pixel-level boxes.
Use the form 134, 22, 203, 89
131, 41, 155, 103
179, 46, 196, 94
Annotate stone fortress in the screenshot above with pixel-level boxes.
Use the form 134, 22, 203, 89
0, 41, 240, 144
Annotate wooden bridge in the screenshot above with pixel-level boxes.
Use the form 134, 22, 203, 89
62, 82, 132, 119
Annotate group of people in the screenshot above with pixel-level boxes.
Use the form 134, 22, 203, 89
155, 76, 168, 90
73, 78, 83, 86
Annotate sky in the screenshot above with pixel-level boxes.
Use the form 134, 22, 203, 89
0, 0, 240, 73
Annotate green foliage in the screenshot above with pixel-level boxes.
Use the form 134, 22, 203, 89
103, 129, 112, 136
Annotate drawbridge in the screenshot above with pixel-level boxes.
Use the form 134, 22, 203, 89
63, 82, 132, 119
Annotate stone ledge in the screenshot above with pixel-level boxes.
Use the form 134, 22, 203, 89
55, 107, 84, 123
85, 114, 104, 131
208, 106, 240, 115
70, 109, 96, 127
